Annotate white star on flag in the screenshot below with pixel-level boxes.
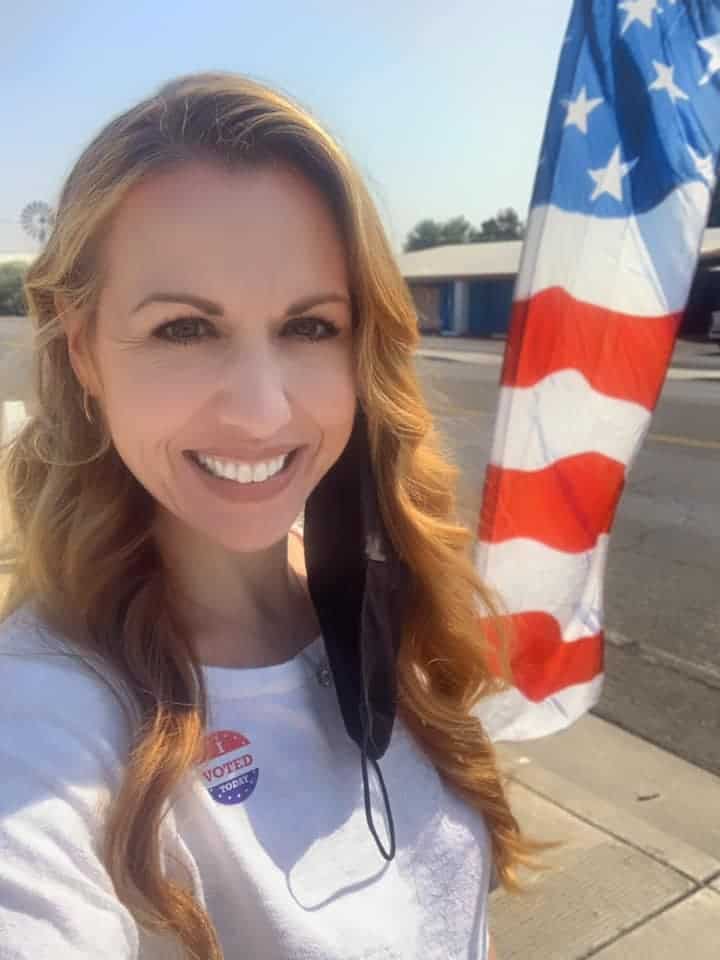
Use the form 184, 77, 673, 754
589, 145, 637, 202
619, 0, 660, 34
698, 34, 720, 86
648, 61, 688, 102
687, 145, 716, 187
563, 85, 604, 134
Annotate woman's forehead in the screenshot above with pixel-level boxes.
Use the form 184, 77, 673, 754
99, 161, 349, 314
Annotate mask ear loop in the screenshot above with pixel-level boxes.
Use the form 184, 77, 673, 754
359, 710, 397, 861
357, 433, 404, 862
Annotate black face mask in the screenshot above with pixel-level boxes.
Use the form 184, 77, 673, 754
303, 409, 410, 861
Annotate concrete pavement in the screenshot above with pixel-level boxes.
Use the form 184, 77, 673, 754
418, 334, 720, 381
490, 714, 720, 958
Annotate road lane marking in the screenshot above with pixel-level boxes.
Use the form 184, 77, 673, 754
648, 432, 720, 451
666, 368, 720, 381
424, 401, 720, 452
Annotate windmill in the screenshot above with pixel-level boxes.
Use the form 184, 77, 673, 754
20, 201, 55, 246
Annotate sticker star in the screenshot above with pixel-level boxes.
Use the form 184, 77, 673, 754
619, 0, 660, 34
687, 145, 715, 186
698, 34, 720, 86
563, 85, 604, 134
589, 145, 637, 202
648, 61, 688, 102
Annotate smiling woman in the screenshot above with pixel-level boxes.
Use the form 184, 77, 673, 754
0, 72, 548, 960
62, 160, 356, 561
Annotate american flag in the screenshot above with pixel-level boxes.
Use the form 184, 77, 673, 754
473, 0, 720, 741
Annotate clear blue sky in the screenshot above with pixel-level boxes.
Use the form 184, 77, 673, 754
1, 0, 572, 255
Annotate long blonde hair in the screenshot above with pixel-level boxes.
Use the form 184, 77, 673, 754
1, 73, 547, 959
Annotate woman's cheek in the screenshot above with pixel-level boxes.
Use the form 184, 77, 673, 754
296, 363, 356, 422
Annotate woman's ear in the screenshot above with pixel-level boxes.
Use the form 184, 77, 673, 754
55, 294, 99, 397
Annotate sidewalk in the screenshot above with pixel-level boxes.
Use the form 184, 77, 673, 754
490, 714, 720, 958
418, 335, 720, 381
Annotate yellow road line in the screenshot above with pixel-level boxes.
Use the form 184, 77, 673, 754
648, 432, 720, 451
428, 404, 720, 451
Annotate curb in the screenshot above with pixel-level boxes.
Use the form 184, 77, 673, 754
416, 348, 720, 380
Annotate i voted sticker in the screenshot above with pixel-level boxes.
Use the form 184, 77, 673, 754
199, 729, 259, 805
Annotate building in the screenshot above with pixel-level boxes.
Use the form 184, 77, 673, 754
399, 228, 720, 338
6, 241, 720, 338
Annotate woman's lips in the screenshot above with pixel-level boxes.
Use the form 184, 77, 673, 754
184, 446, 304, 504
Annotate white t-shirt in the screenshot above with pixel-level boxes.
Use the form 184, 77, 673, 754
0, 603, 495, 959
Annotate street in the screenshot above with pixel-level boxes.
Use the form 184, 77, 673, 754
417, 351, 720, 776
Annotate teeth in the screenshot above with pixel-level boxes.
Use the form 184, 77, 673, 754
252, 462, 268, 483
195, 452, 289, 484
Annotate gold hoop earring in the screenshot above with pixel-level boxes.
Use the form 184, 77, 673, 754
82, 388, 94, 424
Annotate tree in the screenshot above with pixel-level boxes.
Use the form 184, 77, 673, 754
440, 215, 473, 245
0, 261, 28, 316
403, 215, 475, 251
404, 219, 446, 251
404, 208, 524, 251
469, 208, 524, 243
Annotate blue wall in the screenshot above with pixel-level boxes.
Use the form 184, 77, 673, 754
440, 282, 454, 333
468, 278, 514, 336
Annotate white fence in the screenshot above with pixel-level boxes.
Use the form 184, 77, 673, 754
0, 401, 28, 446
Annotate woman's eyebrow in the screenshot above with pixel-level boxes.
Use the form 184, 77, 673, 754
131, 291, 351, 317
132, 292, 223, 316
284, 292, 350, 315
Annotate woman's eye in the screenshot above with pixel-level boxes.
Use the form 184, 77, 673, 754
154, 316, 215, 345
286, 316, 340, 341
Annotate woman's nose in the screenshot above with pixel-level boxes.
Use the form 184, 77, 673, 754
212, 344, 292, 437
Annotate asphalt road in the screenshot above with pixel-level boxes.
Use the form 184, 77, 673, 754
416, 353, 720, 777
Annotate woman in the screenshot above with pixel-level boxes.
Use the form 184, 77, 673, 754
0, 72, 545, 959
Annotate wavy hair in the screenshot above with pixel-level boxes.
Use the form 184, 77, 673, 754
0, 73, 549, 959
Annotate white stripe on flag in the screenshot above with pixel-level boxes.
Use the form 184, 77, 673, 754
489, 373, 652, 472
516, 181, 709, 316
473, 674, 605, 743
475, 535, 610, 643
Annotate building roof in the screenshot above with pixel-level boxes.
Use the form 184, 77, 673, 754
5, 227, 720, 280
399, 226, 720, 282
398, 241, 522, 281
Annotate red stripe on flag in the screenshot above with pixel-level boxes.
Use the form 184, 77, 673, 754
484, 612, 604, 701
502, 288, 681, 410
479, 454, 625, 551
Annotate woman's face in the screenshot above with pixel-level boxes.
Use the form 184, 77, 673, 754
72, 160, 356, 553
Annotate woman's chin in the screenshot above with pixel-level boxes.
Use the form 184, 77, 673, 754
195, 512, 301, 554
